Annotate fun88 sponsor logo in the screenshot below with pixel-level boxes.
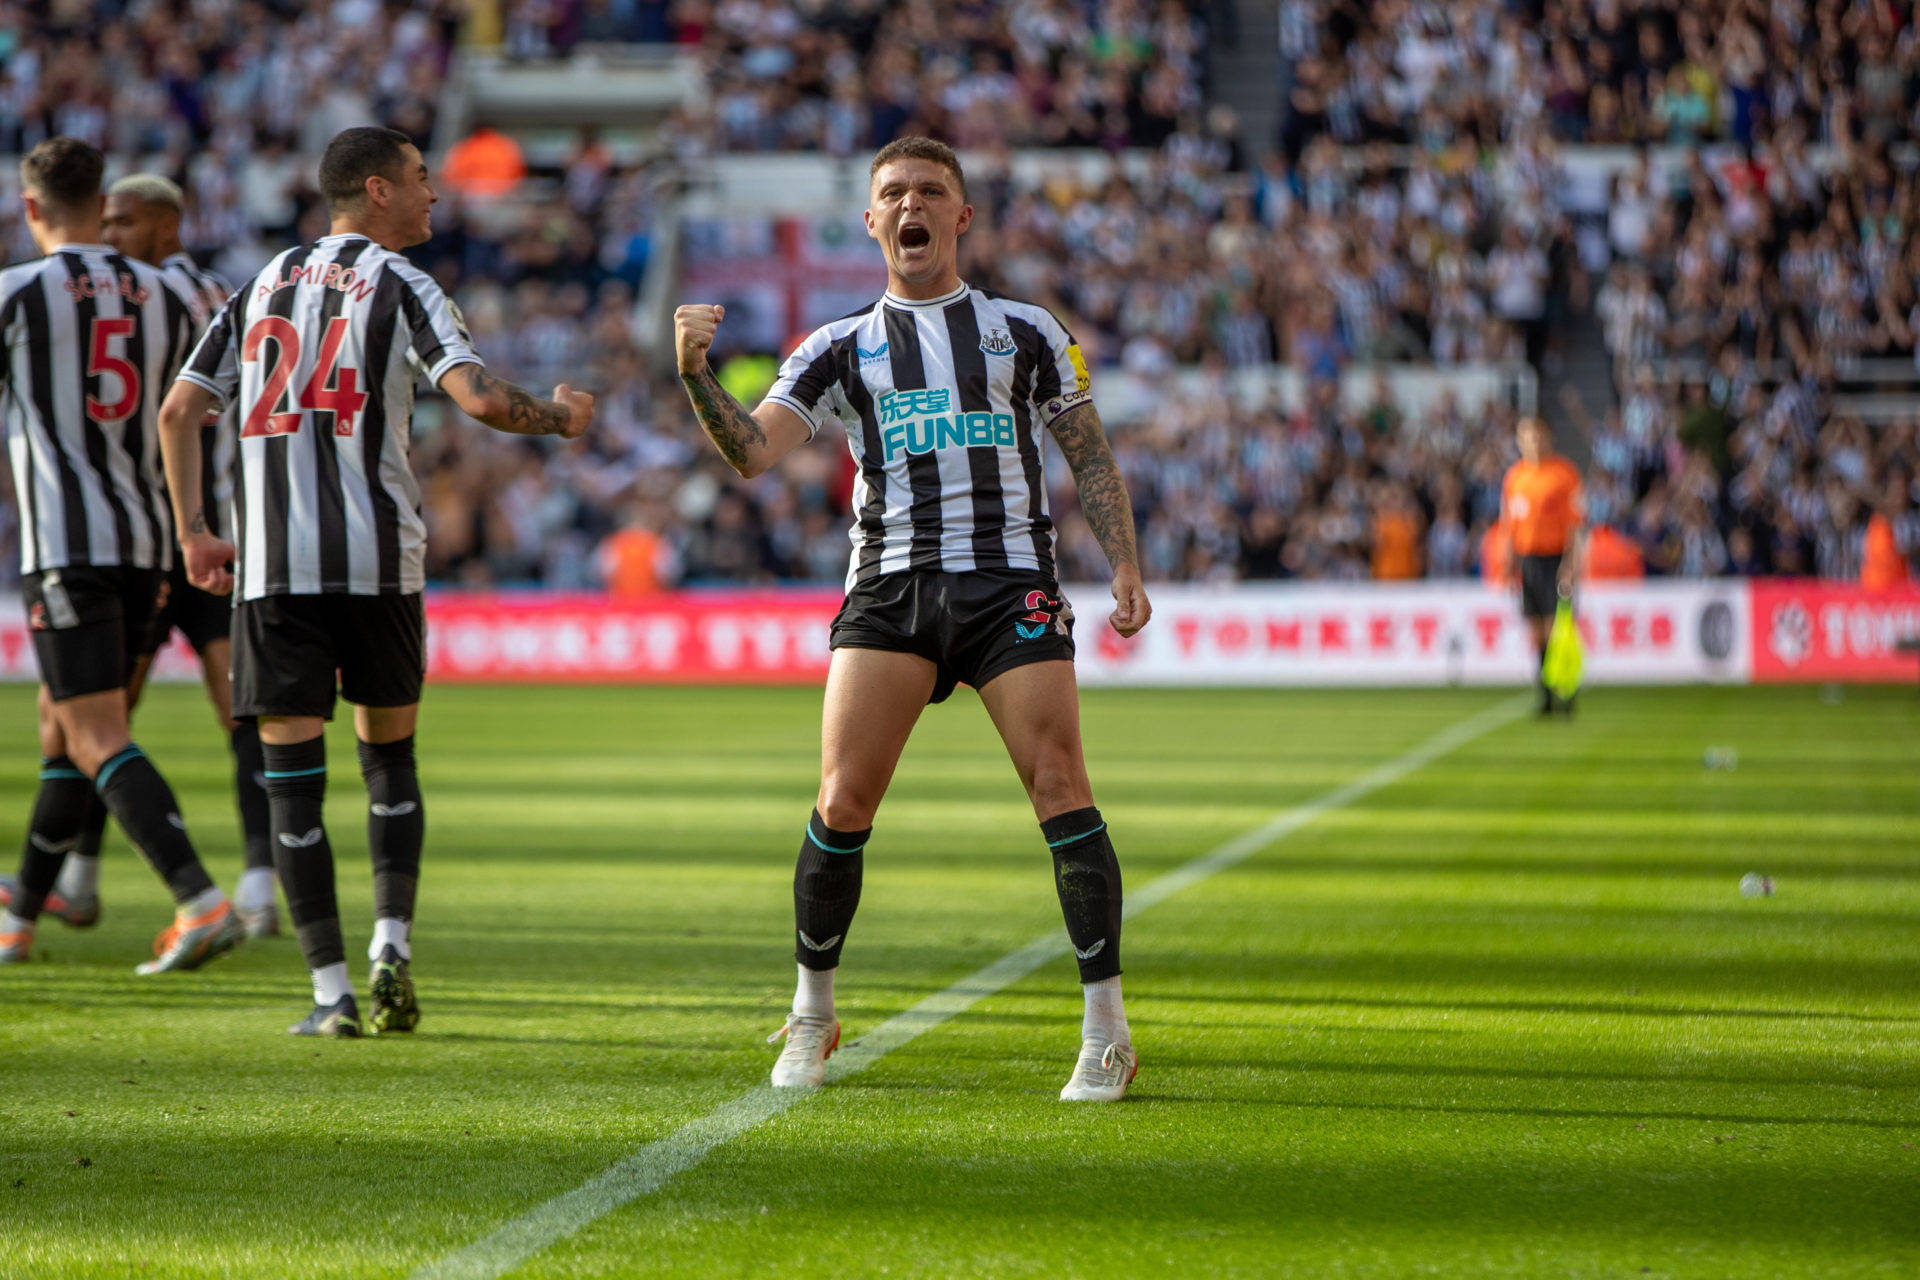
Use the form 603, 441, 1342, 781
878, 388, 1017, 462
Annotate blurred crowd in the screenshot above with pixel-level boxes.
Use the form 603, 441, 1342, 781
495, 0, 1216, 154
958, 132, 1563, 374
0, 0, 462, 265
1277, 0, 1919, 154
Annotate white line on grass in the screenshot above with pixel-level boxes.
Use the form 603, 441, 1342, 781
413, 693, 1531, 1280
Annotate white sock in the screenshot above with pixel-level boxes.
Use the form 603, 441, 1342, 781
793, 964, 835, 1021
312, 961, 352, 1005
235, 867, 276, 912
369, 917, 410, 962
1082, 975, 1130, 1046
56, 853, 100, 899
2, 910, 32, 934
180, 886, 226, 920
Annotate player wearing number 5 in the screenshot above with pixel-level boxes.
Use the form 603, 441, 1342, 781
159, 127, 595, 1036
0, 138, 244, 973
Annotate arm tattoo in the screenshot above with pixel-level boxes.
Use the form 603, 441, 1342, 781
679, 362, 766, 473
188, 510, 208, 535
459, 366, 569, 436
1047, 402, 1138, 571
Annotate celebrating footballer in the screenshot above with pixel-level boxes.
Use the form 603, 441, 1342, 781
674, 136, 1151, 1102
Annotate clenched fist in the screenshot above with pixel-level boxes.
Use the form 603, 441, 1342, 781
675, 304, 724, 375
552, 383, 595, 440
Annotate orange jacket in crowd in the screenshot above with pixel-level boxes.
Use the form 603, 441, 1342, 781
443, 126, 526, 198
1582, 524, 1645, 579
1371, 507, 1422, 580
599, 526, 667, 598
1500, 455, 1584, 557
1861, 514, 1909, 590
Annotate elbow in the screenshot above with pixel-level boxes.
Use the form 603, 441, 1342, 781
472, 392, 512, 424
157, 403, 191, 441
733, 455, 767, 480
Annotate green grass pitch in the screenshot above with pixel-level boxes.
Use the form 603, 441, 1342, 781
2, 682, 1917, 1278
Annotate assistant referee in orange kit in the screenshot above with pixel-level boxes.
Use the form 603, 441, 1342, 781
1502, 417, 1585, 715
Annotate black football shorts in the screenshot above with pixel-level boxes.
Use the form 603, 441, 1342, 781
231, 592, 426, 721
1518, 553, 1565, 619
23, 564, 166, 702
142, 562, 232, 657
830, 568, 1076, 704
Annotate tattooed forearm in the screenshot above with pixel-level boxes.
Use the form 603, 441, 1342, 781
679, 362, 766, 474
1048, 402, 1138, 571
188, 510, 208, 535
459, 366, 569, 436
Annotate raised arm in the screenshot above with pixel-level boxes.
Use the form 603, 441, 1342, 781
158, 378, 234, 594
438, 364, 593, 439
1047, 400, 1151, 637
674, 304, 812, 478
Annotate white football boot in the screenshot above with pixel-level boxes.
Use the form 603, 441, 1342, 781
1060, 1039, 1138, 1102
767, 1013, 841, 1088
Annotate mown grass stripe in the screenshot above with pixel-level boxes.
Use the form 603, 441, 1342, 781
411, 694, 1529, 1280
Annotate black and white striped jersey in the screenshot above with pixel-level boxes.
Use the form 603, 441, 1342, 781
177, 233, 480, 600
764, 283, 1092, 589
158, 252, 237, 542
0, 243, 196, 575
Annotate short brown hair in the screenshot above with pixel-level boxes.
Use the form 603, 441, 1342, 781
869, 136, 966, 201
21, 137, 104, 215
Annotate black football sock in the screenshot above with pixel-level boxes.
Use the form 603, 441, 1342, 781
94, 746, 215, 906
8, 758, 93, 921
230, 723, 273, 872
51, 792, 111, 901
264, 737, 343, 972
358, 736, 424, 924
794, 810, 867, 971
1042, 806, 1123, 983
72, 791, 109, 858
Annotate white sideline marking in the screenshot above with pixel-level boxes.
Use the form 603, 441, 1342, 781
412, 695, 1530, 1280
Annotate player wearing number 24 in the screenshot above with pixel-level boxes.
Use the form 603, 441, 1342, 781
156, 127, 594, 1037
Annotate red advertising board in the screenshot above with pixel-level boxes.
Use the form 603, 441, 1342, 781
1, 580, 1914, 686
1748, 580, 1920, 682
423, 590, 843, 683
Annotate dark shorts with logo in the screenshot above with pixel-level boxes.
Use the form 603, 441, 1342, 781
1518, 553, 1564, 619
830, 568, 1076, 704
141, 563, 232, 658
22, 565, 167, 702
232, 592, 425, 721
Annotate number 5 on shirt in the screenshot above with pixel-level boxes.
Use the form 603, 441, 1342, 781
240, 315, 367, 438
86, 316, 140, 423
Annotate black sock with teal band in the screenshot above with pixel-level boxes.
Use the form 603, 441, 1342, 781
263, 737, 343, 971
1042, 805, 1123, 983
794, 810, 868, 971
95, 745, 215, 905
358, 735, 424, 922
231, 723, 273, 872
9, 757, 94, 920
69, 792, 109, 864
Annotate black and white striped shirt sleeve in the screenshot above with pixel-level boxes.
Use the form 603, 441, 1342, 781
1027, 308, 1093, 427
394, 266, 481, 385
762, 326, 841, 441
177, 292, 241, 406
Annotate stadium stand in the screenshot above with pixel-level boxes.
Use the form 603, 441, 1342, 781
0, 0, 1914, 593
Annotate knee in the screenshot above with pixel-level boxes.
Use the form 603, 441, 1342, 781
815, 777, 881, 833
1026, 744, 1092, 818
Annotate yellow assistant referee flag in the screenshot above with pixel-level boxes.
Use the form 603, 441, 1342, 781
1542, 596, 1584, 701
